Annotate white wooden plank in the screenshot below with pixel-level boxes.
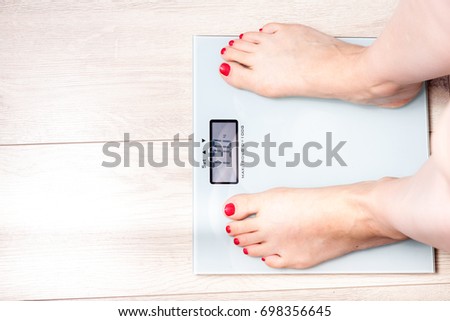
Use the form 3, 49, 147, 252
0, 0, 398, 144
95, 283, 450, 301
0, 143, 448, 300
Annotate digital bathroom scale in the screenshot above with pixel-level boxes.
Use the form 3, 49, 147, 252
193, 36, 434, 274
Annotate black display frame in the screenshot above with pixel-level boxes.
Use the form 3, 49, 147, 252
209, 119, 239, 185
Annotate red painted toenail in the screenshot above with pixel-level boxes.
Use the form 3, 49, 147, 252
229, 40, 234, 46
259, 28, 263, 32
219, 63, 231, 77
226, 225, 231, 233
234, 238, 240, 245
261, 257, 265, 261
239, 33, 243, 39
243, 248, 248, 255
221, 47, 226, 55
224, 202, 235, 215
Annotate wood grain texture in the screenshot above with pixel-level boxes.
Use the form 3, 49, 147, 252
428, 77, 450, 132
85, 283, 450, 301
0, 0, 398, 145
0, 143, 449, 300
1, 0, 450, 301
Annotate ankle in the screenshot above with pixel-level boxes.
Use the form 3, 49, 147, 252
349, 180, 407, 241
356, 48, 422, 107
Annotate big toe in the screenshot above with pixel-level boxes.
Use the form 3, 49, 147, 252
219, 62, 257, 93
223, 192, 261, 220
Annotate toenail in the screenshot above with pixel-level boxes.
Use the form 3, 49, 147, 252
224, 202, 235, 215
243, 248, 248, 255
229, 40, 234, 46
234, 238, 240, 245
220, 47, 226, 55
226, 225, 231, 233
259, 28, 263, 32
239, 33, 243, 39
219, 63, 231, 77
261, 257, 265, 261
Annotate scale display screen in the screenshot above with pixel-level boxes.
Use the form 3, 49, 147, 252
209, 120, 239, 184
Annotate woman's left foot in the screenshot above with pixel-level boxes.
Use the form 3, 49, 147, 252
224, 183, 406, 269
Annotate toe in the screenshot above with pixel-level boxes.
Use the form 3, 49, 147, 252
222, 47, 254, 67
223, 192, 261, 220
227, 218, 258, 236
263, 255, 287, 268
239, 31, 266, 44
243, 243, 269, 257
226, 39, 258, 53
233, 232, 263, 247
219, 62, 256, 93
260, 22, 283, 34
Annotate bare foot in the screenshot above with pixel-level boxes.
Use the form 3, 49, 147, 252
219, 23, 421, 107
223, 182, 406, 269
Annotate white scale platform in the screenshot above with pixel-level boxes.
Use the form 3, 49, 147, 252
193, 36, 434, 274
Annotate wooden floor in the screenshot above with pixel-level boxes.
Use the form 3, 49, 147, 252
1, 0, 450, 300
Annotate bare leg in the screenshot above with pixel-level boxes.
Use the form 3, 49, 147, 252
219, 1, 450, 107
221, 1, 450, 268
225, 106, 450, 268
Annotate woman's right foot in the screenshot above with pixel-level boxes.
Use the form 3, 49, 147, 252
219, 23, 421, 107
